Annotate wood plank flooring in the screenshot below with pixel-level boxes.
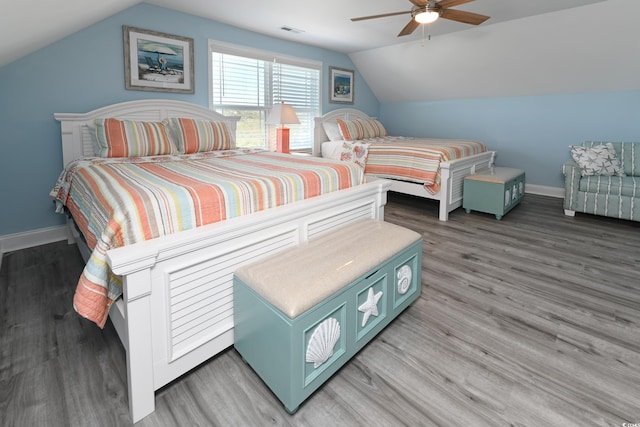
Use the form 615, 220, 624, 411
1, 194, 639, 426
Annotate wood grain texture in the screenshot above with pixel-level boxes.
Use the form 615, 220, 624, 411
1, 194, 639, 426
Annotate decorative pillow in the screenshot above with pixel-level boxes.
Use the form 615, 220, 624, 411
336, 118, 387, 141
166, 118, 235, 153
336, 118, 365, 141
364, 119, 388, 138
322, 121, 343, 141
569, 143, 625, 177
94, 118, 176, 158
338, 141, 370, 172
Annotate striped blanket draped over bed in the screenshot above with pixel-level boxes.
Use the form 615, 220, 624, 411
50, 149, 363, 327
362, 137, 487, 194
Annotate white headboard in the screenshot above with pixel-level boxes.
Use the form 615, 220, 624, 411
55, 99, 241, 166
313, 108, 375, 157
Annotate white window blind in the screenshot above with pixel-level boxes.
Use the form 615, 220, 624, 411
209, 41, 321, 152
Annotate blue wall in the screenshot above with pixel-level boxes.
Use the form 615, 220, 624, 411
380, 90, 640, 189
0, 3, 379, 237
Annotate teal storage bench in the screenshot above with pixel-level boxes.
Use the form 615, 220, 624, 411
233, 219, 422, 414
463, 167, 525, 220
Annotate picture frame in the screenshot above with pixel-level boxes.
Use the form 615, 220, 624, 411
123, 26, 194, 93
329, 66, 354, 104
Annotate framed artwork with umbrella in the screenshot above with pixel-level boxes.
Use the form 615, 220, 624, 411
123, 26, 194, 93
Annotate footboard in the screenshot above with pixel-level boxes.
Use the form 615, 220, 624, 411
105, 178, 392, 422
439, 151, 496, 221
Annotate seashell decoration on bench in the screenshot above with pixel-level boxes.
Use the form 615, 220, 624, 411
305, 317, 341, 369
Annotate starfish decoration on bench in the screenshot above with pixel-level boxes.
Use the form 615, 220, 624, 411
358, 287, 383, 327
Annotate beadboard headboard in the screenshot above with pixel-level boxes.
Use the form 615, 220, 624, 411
313, 108, 374, 157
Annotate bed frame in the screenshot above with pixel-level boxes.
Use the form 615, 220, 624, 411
55, 99, 392, 422
314, 108, 496, 221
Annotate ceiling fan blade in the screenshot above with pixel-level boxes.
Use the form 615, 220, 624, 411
409, 0, 429, 6
398, 20, 420, 36
440, 9, 490, 25
437, 0, 474, 9
351, 11, 410, 22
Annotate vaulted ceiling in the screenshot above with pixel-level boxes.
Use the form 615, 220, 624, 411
4, 0, 637, 103
3, 0, 607, 69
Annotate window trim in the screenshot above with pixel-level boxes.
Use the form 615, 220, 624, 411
208, 40, 323, 153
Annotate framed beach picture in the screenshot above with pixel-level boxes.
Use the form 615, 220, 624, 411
329, 66, 354, 104
123, 26, 194, 93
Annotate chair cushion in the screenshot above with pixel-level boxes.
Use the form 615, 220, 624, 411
579, 175, 640, 198
235, 219, 420, 319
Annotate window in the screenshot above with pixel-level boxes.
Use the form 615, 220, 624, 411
209, 41, 321, 152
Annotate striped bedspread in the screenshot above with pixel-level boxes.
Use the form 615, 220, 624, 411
363, 137, 487, 194
50, 149, 363, 327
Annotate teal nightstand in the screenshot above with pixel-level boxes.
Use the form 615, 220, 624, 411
463, 167, 525, 220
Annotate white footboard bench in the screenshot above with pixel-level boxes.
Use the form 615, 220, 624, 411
233, 219, 422, 413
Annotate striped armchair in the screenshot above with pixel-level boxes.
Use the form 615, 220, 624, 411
563, 141, 639, 222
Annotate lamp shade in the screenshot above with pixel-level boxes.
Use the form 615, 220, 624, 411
266, 102, 300, 126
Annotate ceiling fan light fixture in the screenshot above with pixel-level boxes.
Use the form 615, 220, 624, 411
413, 7, 441, 24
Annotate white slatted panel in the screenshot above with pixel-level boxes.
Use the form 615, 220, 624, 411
307, 202, 376, 239
167, 228, 299, 361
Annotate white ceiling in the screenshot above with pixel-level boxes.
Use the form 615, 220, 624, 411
352, 0, 640, 102
1, 0, 608, 69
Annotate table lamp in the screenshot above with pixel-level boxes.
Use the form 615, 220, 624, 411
266, 102, 300, 153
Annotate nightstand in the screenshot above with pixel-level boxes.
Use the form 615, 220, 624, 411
463, 167, 525, 220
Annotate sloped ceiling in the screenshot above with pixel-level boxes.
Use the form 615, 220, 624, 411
4, 0, 633, 103
1, 0, 138, 69
148, 0, 607, 54
351, 0, 640, 102
2, 0, 606, 69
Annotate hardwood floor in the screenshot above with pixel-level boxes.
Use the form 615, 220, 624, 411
1, 194, 639, 426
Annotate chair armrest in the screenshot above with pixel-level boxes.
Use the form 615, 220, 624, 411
562, 159, 579, 175
562, 160, 582, 211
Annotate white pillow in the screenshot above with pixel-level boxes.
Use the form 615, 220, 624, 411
569, 143, 625, 177
321, 140, 344, 159
322, 121, 343, 141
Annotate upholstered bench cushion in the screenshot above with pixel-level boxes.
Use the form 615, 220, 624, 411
578, 175, 640, 198
234, 219, 421, 319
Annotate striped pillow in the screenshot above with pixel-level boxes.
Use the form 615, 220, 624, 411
94, 118, 176, 158
336, 118, 387, 141
336, 118, 366, 141
364, 119, 388, 138
166, 118, 235, 153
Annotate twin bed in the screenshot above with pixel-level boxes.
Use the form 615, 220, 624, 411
53, 100, 494, 422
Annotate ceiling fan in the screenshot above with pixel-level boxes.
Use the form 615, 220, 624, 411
351, 0, 490, 37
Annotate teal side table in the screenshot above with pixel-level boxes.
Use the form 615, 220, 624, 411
463, 167, 525, 220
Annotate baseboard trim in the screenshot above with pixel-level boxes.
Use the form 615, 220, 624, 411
0, 225, 68, 260
525, 184, 564, 199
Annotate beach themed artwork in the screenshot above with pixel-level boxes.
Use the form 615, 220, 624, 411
329, 66, 354, 104
123, 26, 194, 93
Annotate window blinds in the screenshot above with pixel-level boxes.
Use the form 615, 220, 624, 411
210, 41, 320, 151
